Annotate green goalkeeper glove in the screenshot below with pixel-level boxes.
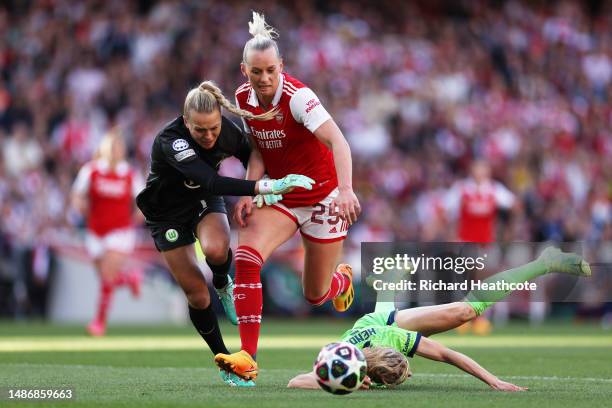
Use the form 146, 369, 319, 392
257, 174, 315, 195
253, 193, 283, 208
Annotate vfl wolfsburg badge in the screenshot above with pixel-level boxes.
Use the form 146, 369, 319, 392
165, 229, 179, 242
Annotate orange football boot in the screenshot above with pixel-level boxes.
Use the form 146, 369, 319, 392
333, 264, 354, 312
215, 350, 258, 381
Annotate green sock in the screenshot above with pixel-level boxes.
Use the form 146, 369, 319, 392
374, 301, 396, 314
372, 268, 408, 314
374, 281, 396, 314
465, 258, 547, 316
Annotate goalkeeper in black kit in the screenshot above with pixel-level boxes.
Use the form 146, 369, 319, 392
136, 80, 314, 386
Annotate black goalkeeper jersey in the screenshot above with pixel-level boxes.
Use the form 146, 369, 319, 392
136, 115, 257, 223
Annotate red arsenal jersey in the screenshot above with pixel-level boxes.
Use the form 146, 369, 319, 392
73, 160, 143, 236
235, 73, 337, 207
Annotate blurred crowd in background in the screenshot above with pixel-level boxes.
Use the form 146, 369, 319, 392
0, 0, 610, 319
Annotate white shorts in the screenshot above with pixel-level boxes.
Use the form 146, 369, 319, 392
272, 188, 349, 243
85, 228, 136, 259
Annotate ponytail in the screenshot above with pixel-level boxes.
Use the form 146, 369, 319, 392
184, 80, 277, 121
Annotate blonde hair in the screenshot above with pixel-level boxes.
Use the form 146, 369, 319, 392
242, 11, 281, 63
363, 347, 410, 387
96, 128, 125, 165
184, 80, 277, 121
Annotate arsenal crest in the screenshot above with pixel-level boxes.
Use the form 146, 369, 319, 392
275, 112, 284, 124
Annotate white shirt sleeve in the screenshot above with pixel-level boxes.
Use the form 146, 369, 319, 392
444, 182, 462, 219
131, 170, 145, 197
289, 87, 332, 133
494, 182, 515, 209
235, 96, 252, 135
72, 163, 92, 195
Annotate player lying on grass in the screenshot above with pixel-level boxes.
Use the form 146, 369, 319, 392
287, 247, 591, 391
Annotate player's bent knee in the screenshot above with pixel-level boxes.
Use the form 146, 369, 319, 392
202, 246, 228, 265
185, 288, 211, 309
201, 241, 230, 264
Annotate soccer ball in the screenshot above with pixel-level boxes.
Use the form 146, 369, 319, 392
313, 342, 367, 395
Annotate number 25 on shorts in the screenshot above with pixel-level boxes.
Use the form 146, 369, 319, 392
310, 203, 349, 232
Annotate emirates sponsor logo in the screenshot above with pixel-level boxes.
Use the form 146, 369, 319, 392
94, 178, 128, 197
252, 128, 286, 140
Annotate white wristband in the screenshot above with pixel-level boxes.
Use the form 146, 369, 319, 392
258, 179, 274, 194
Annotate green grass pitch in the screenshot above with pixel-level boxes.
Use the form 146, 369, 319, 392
0, 319, 611, 408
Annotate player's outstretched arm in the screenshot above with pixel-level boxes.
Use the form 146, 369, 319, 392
287, 371, 371, 390
287, 372, 320, 389
415, 337, 528, 392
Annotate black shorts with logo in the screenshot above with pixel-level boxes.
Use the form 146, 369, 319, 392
145, 196, 227, 252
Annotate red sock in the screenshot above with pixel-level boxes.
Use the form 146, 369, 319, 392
306, 271, 350, 306
234, 246, 264, 357
113, 269, 142, 297
113, 272, 128, 287
95, 280, 114, 324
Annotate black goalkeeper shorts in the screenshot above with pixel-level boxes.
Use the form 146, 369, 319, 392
145, 196, 227, 252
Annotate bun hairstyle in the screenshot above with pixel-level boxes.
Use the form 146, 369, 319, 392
183, 80, 277, 121
242, 11, 281, 64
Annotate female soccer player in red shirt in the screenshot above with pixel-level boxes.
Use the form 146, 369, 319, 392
72, 130, 144, 336
215, 12, 361, 382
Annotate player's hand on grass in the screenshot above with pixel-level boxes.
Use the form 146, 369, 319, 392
257, 174, 315, 195
489, 379, 528, 392
331, 187, 361, 225
360, 375, 372, 390
253, 193, 283, 208
234, 196, 255, 228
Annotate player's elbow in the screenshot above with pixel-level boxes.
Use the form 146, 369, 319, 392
331, 132, 350, 152
438, 346, 458, 364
